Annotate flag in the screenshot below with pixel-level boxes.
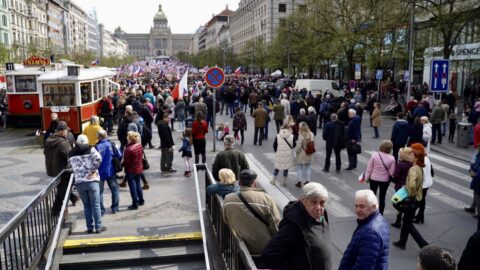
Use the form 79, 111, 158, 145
234, 66, 242, 76
172, 68, 188, 100
201, 65, 209, 73
358, 172, 368, 184
90, 59, 99, 66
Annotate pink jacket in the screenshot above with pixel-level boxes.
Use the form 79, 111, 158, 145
365, 152, 396, 182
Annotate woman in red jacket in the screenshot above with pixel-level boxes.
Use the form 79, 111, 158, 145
123, 131, 144, 210
191, 112, 208, 164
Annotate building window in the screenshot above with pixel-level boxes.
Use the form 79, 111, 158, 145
279, 3, 287, 12
2, 15, 6, 27
3, 33, 8, 45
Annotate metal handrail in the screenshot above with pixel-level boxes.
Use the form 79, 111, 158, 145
194, 164, 257, 270
0, 169, 73, 270
193, 164, 211, 270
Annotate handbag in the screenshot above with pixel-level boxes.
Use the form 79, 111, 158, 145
348, 143, 361, 154
111, 142, 122, 173
391, 186, 409, 205
378, 152, 394, 182
142, 151, 150, 170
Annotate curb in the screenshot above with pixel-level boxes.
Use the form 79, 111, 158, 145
430, 146, 472, 163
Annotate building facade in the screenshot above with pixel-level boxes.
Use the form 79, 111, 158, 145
98, 24, 128, 57
124, 4, 192, 58
63, 0, 87, 54
86, 8, 99, 56
198, 7, 233, 51
9, 0, 48, 59
46, 0, 65, 54
229, 0, 304, 54
0, 0, 10, 46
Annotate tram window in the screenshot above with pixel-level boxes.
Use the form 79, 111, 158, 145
81, 82, 92, 104
93, 80, 99, 101
15, 75, 37, 92
42, 83, 75, 106
6, 76, 14, 92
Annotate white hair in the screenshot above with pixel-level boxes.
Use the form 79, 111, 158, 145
300, 108, 306, 115
348, 109, 357, 115
303, 182, 328, 201
308, 106, 316, 114
355, 190, 378, 208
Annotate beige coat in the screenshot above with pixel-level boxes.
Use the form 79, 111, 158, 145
371, 108, 381, 127
296, 131, 314, 164
223, 187, 281, 255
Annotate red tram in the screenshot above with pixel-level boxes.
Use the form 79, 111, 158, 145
5, 65, 49, 125
38, 66, 119, 134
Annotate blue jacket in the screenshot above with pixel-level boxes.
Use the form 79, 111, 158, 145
339, 211, 390, 270
206, 183, 239, 199
95, 138, 122, 179
347, 115, 362, 141
391, 119, 409, 146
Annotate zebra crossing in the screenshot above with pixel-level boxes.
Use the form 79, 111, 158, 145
248, 147, 473, 219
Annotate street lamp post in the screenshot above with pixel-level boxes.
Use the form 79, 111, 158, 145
406, 2, 415, 102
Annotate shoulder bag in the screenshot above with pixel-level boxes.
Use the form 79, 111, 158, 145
142, 150, 150, 170
378, 152, 394, 182
283, 138, 293, 150
237, 193, 269, 227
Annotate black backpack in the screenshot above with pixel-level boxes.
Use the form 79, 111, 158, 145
100, 99, 113, 116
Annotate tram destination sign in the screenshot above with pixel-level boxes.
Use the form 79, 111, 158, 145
23, 56, 51, 66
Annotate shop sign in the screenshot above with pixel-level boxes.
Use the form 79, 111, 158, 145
23, 56, 51, 66
424, 43, 480, 61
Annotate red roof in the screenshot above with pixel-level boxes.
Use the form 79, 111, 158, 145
206, 8, 233, 27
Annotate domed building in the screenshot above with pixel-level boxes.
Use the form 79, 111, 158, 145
124, 3, 192, 58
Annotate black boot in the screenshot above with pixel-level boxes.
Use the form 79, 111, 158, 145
391, 214, 402, 228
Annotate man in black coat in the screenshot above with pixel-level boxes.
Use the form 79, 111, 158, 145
322, 114, 345, 173
261, 182, 332, 270
158, 114, 175, 173
390, 112, 409, 161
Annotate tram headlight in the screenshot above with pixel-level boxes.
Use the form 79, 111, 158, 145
23, 100, 33, 110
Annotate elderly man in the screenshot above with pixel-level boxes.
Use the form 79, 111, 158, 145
261, 183, 332, 270
346, 109, 362, 170
83, 116, 103, 146
223, 169, 281, 255
44, 121, 78, 215
252, 102, 268, 145
339, 190, 390, 270
212, 135, 249, 181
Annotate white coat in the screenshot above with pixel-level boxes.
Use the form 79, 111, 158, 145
423, 123, 432, 154
422, 156, 433, 189
274, 129, 294, 170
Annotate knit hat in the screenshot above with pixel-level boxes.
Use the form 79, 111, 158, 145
238, 169, 257, 186
55, 121, 69, 131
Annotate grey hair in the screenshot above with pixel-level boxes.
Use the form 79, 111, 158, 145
303, 182, 328, 201
51, 113, 58, 120
355, 190, 378, 208
330, 113, 337, 121
348, 109, 357, 115
308, 106, 316, 114
300, 108, 306, 115
97, 129, 108, 139
90, 116, 99, 124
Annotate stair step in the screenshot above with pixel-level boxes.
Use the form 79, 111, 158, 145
63, 232, 202, 254
59, 243, 205, 270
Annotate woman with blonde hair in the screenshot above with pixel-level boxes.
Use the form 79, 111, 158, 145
284, 115, 298, 140
123, 131, 144, 210
393, 143, 429, 249
295, 122, 314, 188
206, 168, 239, 198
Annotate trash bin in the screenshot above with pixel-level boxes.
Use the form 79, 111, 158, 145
457, 122, 472, 148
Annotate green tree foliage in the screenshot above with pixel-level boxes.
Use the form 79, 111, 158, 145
411, 0, 480, 59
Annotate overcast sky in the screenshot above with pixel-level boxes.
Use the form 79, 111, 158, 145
74, 0, 239, 34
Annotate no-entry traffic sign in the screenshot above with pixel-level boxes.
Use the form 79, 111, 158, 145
205, 67, 225, 88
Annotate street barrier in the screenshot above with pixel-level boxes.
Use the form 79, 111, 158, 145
0, 169, 73, 270
194, 164, 258, 270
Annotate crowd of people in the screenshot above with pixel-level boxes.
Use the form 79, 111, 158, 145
39, 64, 479, 268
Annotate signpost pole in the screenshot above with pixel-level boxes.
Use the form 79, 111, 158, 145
377, 79, 381, 101
213, 88, 216, 152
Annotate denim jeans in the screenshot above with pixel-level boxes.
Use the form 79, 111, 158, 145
373, 127, 379, 138
100, 175, 120, 214
297, 163, 312, 181
178, 120, 185, 131
126, 173, 144, 207
76, 181, 102, 231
